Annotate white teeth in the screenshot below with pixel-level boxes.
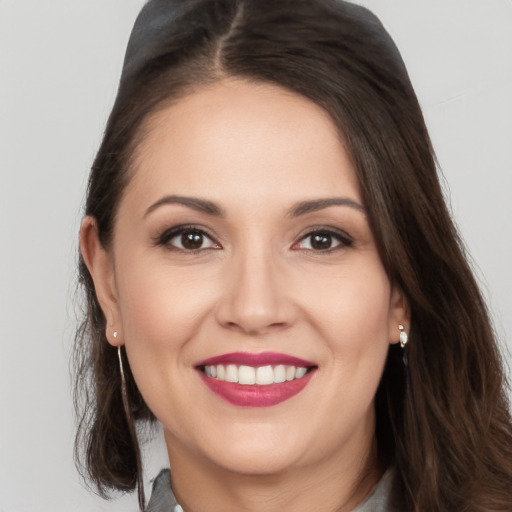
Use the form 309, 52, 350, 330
238, 365, 256, 385
205, 365, 217, 378
225, 364, 238, 383
204, 364, 310, 385
256, 365, 274, 385
295, 367, 307, 379
274, 365, 286, 383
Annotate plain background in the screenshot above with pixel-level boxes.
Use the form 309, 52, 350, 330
1, 1, 511, 510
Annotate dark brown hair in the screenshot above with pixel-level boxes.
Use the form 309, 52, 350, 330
74, 0, 512, 510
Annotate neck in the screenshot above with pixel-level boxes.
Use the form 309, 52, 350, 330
164, 431, 381, 512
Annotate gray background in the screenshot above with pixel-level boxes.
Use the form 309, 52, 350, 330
1, 1, 511, 510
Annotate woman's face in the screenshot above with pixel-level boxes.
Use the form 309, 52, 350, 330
84, 79, 406, 477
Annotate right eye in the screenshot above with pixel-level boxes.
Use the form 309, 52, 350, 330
158, 226, 221, 252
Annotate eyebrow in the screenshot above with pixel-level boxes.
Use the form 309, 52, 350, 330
144, 195, 224, 217
144, 195, 365, 218
288, 197, 366, 217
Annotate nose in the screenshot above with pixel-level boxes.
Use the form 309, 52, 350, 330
215, 246, 296, 336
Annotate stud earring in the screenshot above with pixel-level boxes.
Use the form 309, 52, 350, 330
398, 324, 408, 348
113, 331, 118, 339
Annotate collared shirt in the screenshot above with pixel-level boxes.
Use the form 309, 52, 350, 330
146, 468, 399, 512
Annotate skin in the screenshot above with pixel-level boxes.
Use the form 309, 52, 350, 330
81, 79, 408, 512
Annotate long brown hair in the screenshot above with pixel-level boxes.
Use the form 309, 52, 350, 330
74, 0, 512, 510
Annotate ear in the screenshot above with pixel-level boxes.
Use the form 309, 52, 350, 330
388, 284, 410, 345
80, 216, 122, 347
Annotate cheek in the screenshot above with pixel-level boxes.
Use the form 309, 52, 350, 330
114, 260, 220, 421
117, 260, 216, 349
305, 262, 392, 351
304, 262, 392, 410
300, 268, 391, 441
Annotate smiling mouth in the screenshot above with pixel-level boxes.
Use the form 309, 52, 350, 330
195, 352, 317, 407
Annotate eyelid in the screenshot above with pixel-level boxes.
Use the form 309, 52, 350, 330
155, 224, 222, 251
292, 226, 353, 251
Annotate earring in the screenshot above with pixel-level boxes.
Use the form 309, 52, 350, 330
116, 345, 146, 509
117, 345, 126, 382
398, 324, 408, 348
113, 331, 118, 339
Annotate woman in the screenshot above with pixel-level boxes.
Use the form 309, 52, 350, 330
74, 0, 512, 510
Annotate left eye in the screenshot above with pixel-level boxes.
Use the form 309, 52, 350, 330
159, 228, 219, 251
295, 230, 351, 251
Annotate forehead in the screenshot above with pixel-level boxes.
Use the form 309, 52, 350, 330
125, 79, 361, 209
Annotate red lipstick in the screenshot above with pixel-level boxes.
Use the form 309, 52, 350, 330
195, 352, 316, 407
196, 351, 315, 368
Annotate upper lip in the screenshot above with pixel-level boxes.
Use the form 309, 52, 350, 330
195, 351, 316, 368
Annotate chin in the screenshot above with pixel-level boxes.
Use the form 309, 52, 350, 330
206, 444, 304, 476
189, 422, 316, 476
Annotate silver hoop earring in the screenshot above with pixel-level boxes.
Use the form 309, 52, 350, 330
398, 324, 408, 348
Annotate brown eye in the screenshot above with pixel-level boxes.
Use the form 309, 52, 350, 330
181, 232, 204, 250
310, 233, 333, 250
159, 227, 220, 251
295, 229, 352, 251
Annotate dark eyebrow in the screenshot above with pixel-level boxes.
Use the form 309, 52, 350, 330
144, 195, 224, 217
288, 197, 366, 217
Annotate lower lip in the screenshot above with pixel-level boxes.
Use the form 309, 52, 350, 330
198, 370, 315, 407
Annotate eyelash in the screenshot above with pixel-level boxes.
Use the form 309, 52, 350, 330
293, 228, 353, 252
155, 225, 353, 253
156, 225, 221, 252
